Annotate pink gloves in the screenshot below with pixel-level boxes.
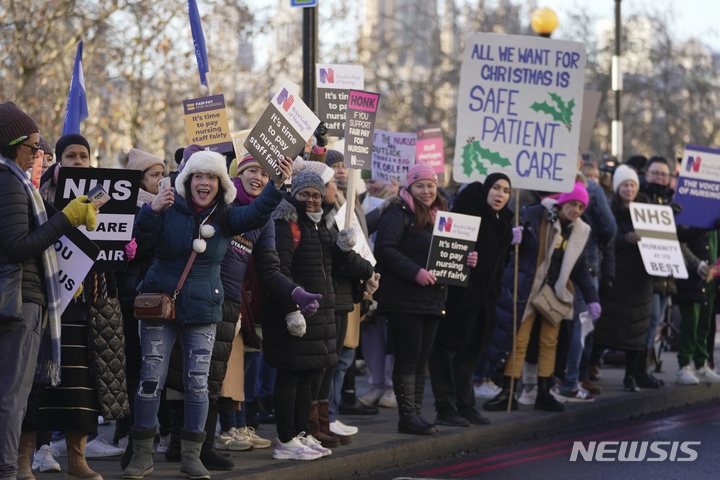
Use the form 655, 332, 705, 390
588, 302, 602, 320
466, 251, 478, 268
415, 268, 436, 286
511, 226, 524, 245
125, 238, 137, 261
291, 287, 322, 316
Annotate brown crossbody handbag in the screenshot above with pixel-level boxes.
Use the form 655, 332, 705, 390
133, 251, 197, 321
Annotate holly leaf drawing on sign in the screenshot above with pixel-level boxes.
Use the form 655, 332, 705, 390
530, 93, 575, 132
461, 138, 509, 176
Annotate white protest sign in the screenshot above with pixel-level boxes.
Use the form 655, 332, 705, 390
53, 229, 100, 313
630, 202, 688, 279
336, 202, 376, 266
426, 211, 481, 287
453, 33, 586, 192
371, 129, 417, 186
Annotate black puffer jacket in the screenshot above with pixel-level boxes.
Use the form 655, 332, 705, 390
594, 196, 653, 351
0, 162, 72, 309
262, 196, 371, 371
374, 197, 447, 317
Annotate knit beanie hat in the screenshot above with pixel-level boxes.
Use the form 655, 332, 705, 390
175, 150, 237, 204
612, 164, 640, 193
325, 149, 344, 167
55, 133, 90, 160
406, 162, 437, 187
293, 157, 335, 184
291, 171, 325, 198
557, 181, 589, 208
178, 144, 206, 173
230, 153, 261, 178
119, 148, 164, 172
39, 137, 53, 157
0, 102, 39, 148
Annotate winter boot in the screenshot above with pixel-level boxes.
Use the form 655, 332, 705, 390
308, 402, 341, 447
319, 400, 350, 445
122, 427, 156, 479
17, 431, 36, 480
200, 401, 233, 470
65, 430, 103, 480
396, 375, 435, 435
339, 389, 379, 415
165, 400, 183, 462
414, 374, 437, 431
483, 376, 518, 411
534, 377, 564, 412
179, 430, 210, 480
635, 348, 664, 389
120, 435, 134, 470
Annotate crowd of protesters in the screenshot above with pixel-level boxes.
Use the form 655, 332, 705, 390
1, 103, 719, 480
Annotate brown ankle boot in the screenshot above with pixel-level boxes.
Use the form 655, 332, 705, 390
308, 402, 340, 448
318, 400, 351, 445
17, 431, 37, 480
65, 431, 102, 480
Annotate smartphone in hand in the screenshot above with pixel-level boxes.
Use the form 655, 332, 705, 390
158, 177, 171, 191
86, 185, 110, 208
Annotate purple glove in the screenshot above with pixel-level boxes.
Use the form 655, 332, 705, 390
588, 302, 602, 320
511, 226, 523, 245
125, 238, 137, 261
291, 287, 322, 316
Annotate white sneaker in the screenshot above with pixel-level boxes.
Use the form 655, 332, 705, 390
214, 429, 254, 451
329, 420, 358, 436
85, 433, 125, 458
696, 364, 720, 383
297, 432, 332, 457
517, 385, 537, 405
474, 381, 501, 397
358, 386, 384, 407
676, 365, 700, 385
549, 386, 568, 404
234, 426, 271, 449
272, 435, 323, 460
49, 438, 66, 456
378, 388, 397, 408
32, 445, 61, 472
155, 434, 169, 453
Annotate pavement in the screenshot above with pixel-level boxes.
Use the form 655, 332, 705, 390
55, 348, 720, 480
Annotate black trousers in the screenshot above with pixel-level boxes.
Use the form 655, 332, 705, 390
274, 369, 323, 443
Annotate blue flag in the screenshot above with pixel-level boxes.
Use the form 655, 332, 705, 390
62, 41, 89, 135
188, 0, 209, 87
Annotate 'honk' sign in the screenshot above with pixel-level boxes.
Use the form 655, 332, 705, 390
630, 202, 688, 279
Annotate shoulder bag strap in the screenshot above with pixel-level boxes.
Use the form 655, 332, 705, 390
172, 251, 198, 300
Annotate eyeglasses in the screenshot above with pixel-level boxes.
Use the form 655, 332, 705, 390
647, 170, 670, 178
20, 143, 41, 156
296, 191, 322, 201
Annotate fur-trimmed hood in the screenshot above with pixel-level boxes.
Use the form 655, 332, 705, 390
175, 150, 236, 204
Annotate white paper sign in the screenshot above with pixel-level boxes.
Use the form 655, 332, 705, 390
54, 234, 98, 313
630, 202, 688, 279
453, 33, 586, 193
336, 203, 376, 266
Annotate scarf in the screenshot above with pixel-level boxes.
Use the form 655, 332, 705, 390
0, 156, 62, 385
400, 188, 438, 225
232, 177, 256, 206
136, 188, 156, 208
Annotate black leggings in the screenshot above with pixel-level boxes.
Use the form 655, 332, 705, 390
274, 369, 323, 443
387, 313, 440, 379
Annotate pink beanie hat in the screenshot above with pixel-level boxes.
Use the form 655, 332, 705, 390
557, 181, 589, 207
406, 162, 437, 186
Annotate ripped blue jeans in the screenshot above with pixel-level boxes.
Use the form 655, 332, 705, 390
134, 321, 216, 432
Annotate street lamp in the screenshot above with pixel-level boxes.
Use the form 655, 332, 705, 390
530, 7, 559, 38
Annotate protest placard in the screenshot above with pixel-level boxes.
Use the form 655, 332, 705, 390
244, 81, 320, 183
343, 90, 380, 169
183, 94, 233, 153
336, 202, 376, 266
630, 202, 688, 279
316, 64, 364, 136
230, 129, 251, 159
453, 33, 586, 192
54, 168, 141, 271
426, 211, 481, 287
371, 129, 417, 186
416, 124, 445, 183
674, 144, 720, 229
54, 227, 100, 313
